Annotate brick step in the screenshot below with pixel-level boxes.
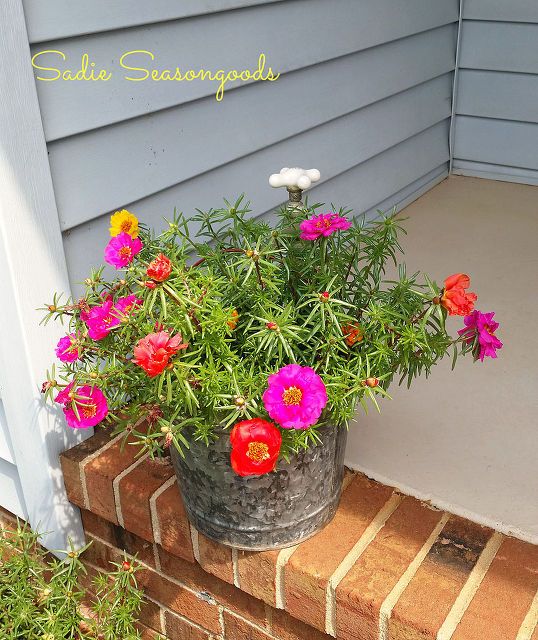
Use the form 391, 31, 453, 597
61, 428, 538, 639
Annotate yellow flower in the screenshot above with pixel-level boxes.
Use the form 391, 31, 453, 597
109, 209, 139, 238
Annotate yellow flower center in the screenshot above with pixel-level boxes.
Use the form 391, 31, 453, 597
119, 246, 132, 259
282, 386, 302, 406
81, 402, 97, 419
246, 441, 270, 462
120, 220, 132, 233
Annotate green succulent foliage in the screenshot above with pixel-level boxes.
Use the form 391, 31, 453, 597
42, 197, 472, 458
0, 520, 151, 639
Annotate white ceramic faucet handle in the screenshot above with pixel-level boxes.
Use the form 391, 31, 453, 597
269, 167, 321, 191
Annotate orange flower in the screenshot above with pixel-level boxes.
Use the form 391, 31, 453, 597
227, 309, 239, 330
342, 323, 363, 346
146, 253, 172, 282
441, 273, 477, 316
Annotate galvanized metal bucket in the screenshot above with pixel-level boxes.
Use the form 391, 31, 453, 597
170, 424, 347, 550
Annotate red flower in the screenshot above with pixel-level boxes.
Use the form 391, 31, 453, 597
227, 309, 239, 330
441, 273, 477, 316
342, 323, 363, 347
230, 419, 282, 477
133, 330, 188, 377
147, 253, 172, 282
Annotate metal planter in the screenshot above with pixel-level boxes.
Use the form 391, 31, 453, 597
170, 424, 347, 551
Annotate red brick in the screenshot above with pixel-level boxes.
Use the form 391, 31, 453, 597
452, 537, 538, 640
155, 481, 195, 562
137, 566, 221, 634
271, 608, 332, 640
336, 496, 445, 640
237, 548, 280, 606
139, 598, 165, 634
60, 426, 114, 507
390, 516, 494, 640
164, 610, 213, 640
198, 533, 234, 584
223, 611, 271, 640
284, 473, 394, 631
81, 509, 117, 543
83, 432, 146, 524
118, 456, 175, 540
137, 622, 165, 640
82, 516, 156, 567
158, 546, 268, 628
82, 534, 124, 570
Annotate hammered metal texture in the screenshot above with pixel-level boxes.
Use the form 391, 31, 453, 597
170, 424, 347, 550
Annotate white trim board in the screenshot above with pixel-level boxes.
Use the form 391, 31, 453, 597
0, 0, 89, 553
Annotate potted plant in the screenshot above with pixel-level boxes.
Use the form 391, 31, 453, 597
42, 168, 502, 550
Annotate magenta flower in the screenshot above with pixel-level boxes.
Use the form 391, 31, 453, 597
299, 213, 352, 240
84, 299, 121, 340
55, 333, 81, 363
55, 381, 74, 406
104, 232, 142, 269
458, 310, 503, 361
62, 385, 108, 429
115, 294, 142, 318
262, 364, 328, 429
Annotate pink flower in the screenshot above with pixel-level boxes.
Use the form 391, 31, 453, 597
133, 330, 188, 377
299, 213, 352, 240
55, 381, 74, 406
262, 364, 328, 429
62, 385, 109, 429
104, 232, 142, 269
84, 299, 121, 340
55, 334, 81, 363
458, 310, 503, 361
115, 294, 142, 318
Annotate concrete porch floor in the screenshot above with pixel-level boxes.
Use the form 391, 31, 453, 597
345, 175, 538, 543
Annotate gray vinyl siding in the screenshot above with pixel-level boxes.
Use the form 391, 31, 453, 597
452, 2, 538, 183
24, 0, 458, 289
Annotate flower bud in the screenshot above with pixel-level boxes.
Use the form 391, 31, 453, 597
320, 291, 330, 301
433, 296, 441, 305
234, 395, 246, 407
41, 380, 57, 393
364, 377, 379, 388
245, 249, 259, 261
89, 372, 98, 380
160, 425, 170, 434
48, 305, 57, 312
266, 322, 279, 331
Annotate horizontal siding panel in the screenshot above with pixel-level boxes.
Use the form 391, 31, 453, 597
35, 21, 456, 142
23, 0, 283, 43
454, 115, 538, 171
459, 21, 538, 73
457, 70, 538, 123
0, 401, 15, 464
63, 119, 449, 288
452, 160, 538, 186
463, 0, 538, 23
52, 71, 453, 230
308, 121, 449, 217
0, 458, 27, 520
